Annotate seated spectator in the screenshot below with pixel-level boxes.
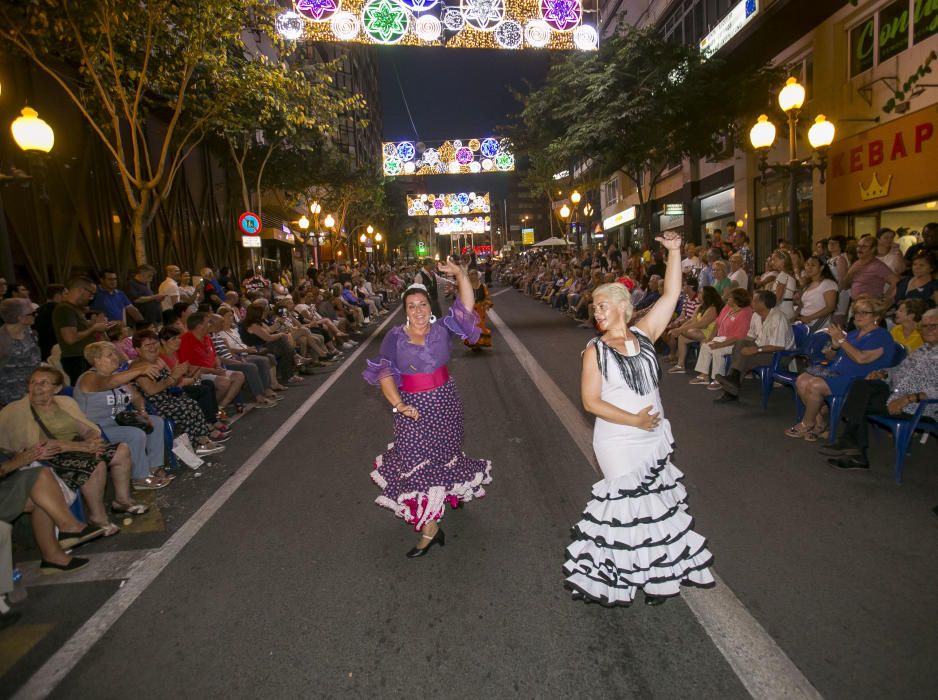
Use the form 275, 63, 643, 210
341, 282, 371, 323
787, 296, 896, 441
0, 366, 139, 527
224, 291, 247, 322
74, 342, 170, 490
208, 312, 279, 407
894, 252, 937, 308
0, 299, 41, 407
158, 327, 223, 428
1, 447, 104, 574
797, 255, 839, 331
632, 275, 662, 319
690, 288, 753, 388
34, 283, 65, 361
711, 260, 733, 298
661, 278, 701, 358
891, 299, 926, 351
241, 303, 301, 385
822, 308, 938, 470
276, 298, 338, 363
727, 253, 749, 292
216, 305, 289, 389
178, 272, 196, 306
178, 312, 245, 417
131, 330, 228, 455
713, 290, 795, 401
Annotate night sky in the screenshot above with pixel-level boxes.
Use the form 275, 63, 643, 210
375, 46, 551, 197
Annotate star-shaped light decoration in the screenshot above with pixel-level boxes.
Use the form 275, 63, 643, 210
295, 0, 339, 22
361, 0, 410, 43
540, 0, 581, 32
460, 0, 505, 32
398, 0, 439, 13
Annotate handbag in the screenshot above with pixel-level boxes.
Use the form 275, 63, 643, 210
114, 408, 154, 433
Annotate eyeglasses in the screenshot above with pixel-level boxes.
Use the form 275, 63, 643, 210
140, 342, 160, 350
921, 323, 938, 331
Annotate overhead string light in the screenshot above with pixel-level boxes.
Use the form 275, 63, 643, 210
290, 0, 598, 49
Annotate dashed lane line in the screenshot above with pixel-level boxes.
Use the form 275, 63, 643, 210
487, 307, 821, 700
12, 309, 402, 700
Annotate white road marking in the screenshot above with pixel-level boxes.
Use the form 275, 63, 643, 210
18, 550, 156, 588
487, 307, 821, 700
13, 310, 402, 700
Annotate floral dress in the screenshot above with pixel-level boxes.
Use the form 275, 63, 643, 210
134, 366, 210, 440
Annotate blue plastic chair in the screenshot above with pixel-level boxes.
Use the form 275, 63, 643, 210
824, 343, 906, 443
868, 400, 938, 483
762, 330, 829, 414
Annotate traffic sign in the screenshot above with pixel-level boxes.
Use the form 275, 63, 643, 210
239, 211, 261, 235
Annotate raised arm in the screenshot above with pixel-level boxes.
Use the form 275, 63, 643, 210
636, 232, 683, 342
438, 257, 473, 311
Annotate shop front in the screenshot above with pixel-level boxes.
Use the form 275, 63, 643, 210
698, 186, 737, 245
259, 226, 297, 281
827, 105, 938, 238
602, 205, 639, 251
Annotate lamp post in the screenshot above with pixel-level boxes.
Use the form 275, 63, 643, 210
559, 203, 571, 243
322, 213, 335, 261
309, 201, 322, 266
297, 214, 310, 272
583, 202, 594, 249
375, 231, 383, 265
570, 191, 582, 249
749, 77, 836, 245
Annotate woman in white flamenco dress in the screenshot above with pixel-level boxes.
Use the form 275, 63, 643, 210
564, 231, 715, 607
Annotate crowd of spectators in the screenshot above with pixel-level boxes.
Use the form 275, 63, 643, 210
1, 259, 408, 622
499, 220, 937, 469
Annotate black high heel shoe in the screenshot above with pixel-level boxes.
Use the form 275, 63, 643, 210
406, 529, 445, 558
644, 593, 667, 607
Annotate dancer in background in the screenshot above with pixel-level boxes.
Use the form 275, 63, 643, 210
564, 231, 715, 606
464, 270, 493, 350
363, 258, 493, 558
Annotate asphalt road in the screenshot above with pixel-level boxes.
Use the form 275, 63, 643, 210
4, 287, 937, 699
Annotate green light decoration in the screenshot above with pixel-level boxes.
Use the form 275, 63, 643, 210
362, 0, 410, 43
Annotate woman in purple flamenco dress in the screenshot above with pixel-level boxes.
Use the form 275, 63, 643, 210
363, 258, 493, 558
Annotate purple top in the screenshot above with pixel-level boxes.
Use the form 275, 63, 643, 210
363, 299, 480, 386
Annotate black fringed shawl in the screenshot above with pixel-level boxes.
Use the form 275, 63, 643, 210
588, 331, 661, 396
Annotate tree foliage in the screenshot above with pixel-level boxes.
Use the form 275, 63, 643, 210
511, 26, 785, 239
0, 0, 317, 264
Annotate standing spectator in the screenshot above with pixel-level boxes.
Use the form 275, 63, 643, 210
125, 265, 165, 325
842, 235, 899, 309
91, 269, 144, 323
732, 230, 753, 280
769, 250, 799, 321
904, 222, 937, 263
178, 312, 245, 416
199, 267, 225, 309
53, 277, 108, 384
714, 291, 794, 401
178, 271, 196, 303
876, 227, 905, 275
159, 265, 183, 310
681, 243, 702, 277
217, 267, 235, 292
0, 299, 41, 407
5, 282, 31, 301
34, 283, 65, 360
698, 249, 720, 288
414, 259, 442, 318
896, 227, 919, 255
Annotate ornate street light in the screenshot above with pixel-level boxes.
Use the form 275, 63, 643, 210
559, 204, 571, 219
11, 107, 54, 153
298, 215, 309, 230
749, 77, 836, 244
323, 214, 335, 228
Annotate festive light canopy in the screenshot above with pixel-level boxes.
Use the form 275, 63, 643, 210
407, 192, 491, 216
279, 0, 599, 50
383, 138, 514, 176
434, 216, 491, 235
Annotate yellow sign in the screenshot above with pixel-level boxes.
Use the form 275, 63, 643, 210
827, 106, 938, 214
603, 206, 636, 230
522, 229, 535, 245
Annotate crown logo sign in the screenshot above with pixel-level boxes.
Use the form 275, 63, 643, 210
859, 172, 892, 201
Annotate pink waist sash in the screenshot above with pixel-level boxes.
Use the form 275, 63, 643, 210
400, 365, 449, 393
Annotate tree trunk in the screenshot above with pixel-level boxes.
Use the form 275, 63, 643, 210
131, 195, 149, 266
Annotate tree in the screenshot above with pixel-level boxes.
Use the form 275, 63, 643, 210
512, 26, 784, 243
0, 0, 286, 264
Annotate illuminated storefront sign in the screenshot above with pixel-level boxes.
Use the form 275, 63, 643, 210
602, 206, 636, 230
699, 0, 758, 57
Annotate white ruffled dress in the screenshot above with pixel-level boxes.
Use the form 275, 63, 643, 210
564, 331, 715, 606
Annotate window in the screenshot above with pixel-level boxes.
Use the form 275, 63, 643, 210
848, 1, 932, 77
849, 16, 875, 77
914, 0, 938, 44
879, 0, 910, 62
603, 178, 619, 208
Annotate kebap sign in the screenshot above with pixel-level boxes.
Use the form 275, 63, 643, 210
827, 106, 937, 214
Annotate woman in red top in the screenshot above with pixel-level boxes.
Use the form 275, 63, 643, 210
689, 288, 753, 387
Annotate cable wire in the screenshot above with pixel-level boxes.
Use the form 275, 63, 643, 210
392, 59, 421, 142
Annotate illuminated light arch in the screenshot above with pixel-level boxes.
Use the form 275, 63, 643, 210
460, 0, 506, 31
524, 18, 551, 47
361, 0, 410, 43
495, 19, 523, 49
415, 14, 442, 41
540, 0, 581, 31
331, 11, 361, 39
384, 139, 513, 176
295, 0, 339, 22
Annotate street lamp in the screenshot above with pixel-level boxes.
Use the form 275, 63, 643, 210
748, 77, 836, 245
11, 107, 54, 153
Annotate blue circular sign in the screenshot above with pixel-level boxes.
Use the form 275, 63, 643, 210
239, 212, 261, 235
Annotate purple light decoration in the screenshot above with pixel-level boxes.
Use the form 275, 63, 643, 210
433, 198, 444, 210
455, 147, 473, 165
296, 0, 339, 22
540, 0, 581, 31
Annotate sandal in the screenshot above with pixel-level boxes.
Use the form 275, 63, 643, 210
667, 365, 685, 374
132, 476, 170, 491
689, 376, 710, 385
151, 468, 176, 482
111, 502, 149, 516
89, 521, 121, 537
784, 422, 814, 439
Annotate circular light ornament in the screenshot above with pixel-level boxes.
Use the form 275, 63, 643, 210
362, 0, 410, 44
455, 147, 474, 165
423, 148, 440, 166
573, 24, 597, 50
277, 11, 306, 40
461, 0, 505, 31
397, 141, 416, 161
415, 14, 442, 41
295, 0, 339, 22
382, 142, 398, 158
495, 153, 514, 170
495, 19, 523, 48
468, 139, 481, 152
749, 114, 776, 150
481, 158, 494, 171
420, 193, 428, 201
778, 77, 806, 113
482, 204, 491, 213
456, 193, 470, 206
433, 198, 444, 210
808, 114, 835, 150
540, 0, 580, 31
11, 107, 54, 153
442, 7, 466, 31
524, 19, 551, 47
332, 11, 361, 39
384, 158, 403, 175
480, 138, 500, 158
398, 0, 439, 12
448, 161, 461, 173
403, 161, 416, 174
453, 139, 463, 148
450, 202, 462, 215
469, 161, 482, 173
462, 206, 470, 214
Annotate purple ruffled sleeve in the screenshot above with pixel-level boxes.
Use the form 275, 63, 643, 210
442, 298, 482, 344
363, 330, 402, 386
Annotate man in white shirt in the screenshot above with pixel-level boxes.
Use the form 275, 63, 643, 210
714, 290, 795, 402
728, 253, 749, 291
159, 265, 182, 311
681, 243, 702, 276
